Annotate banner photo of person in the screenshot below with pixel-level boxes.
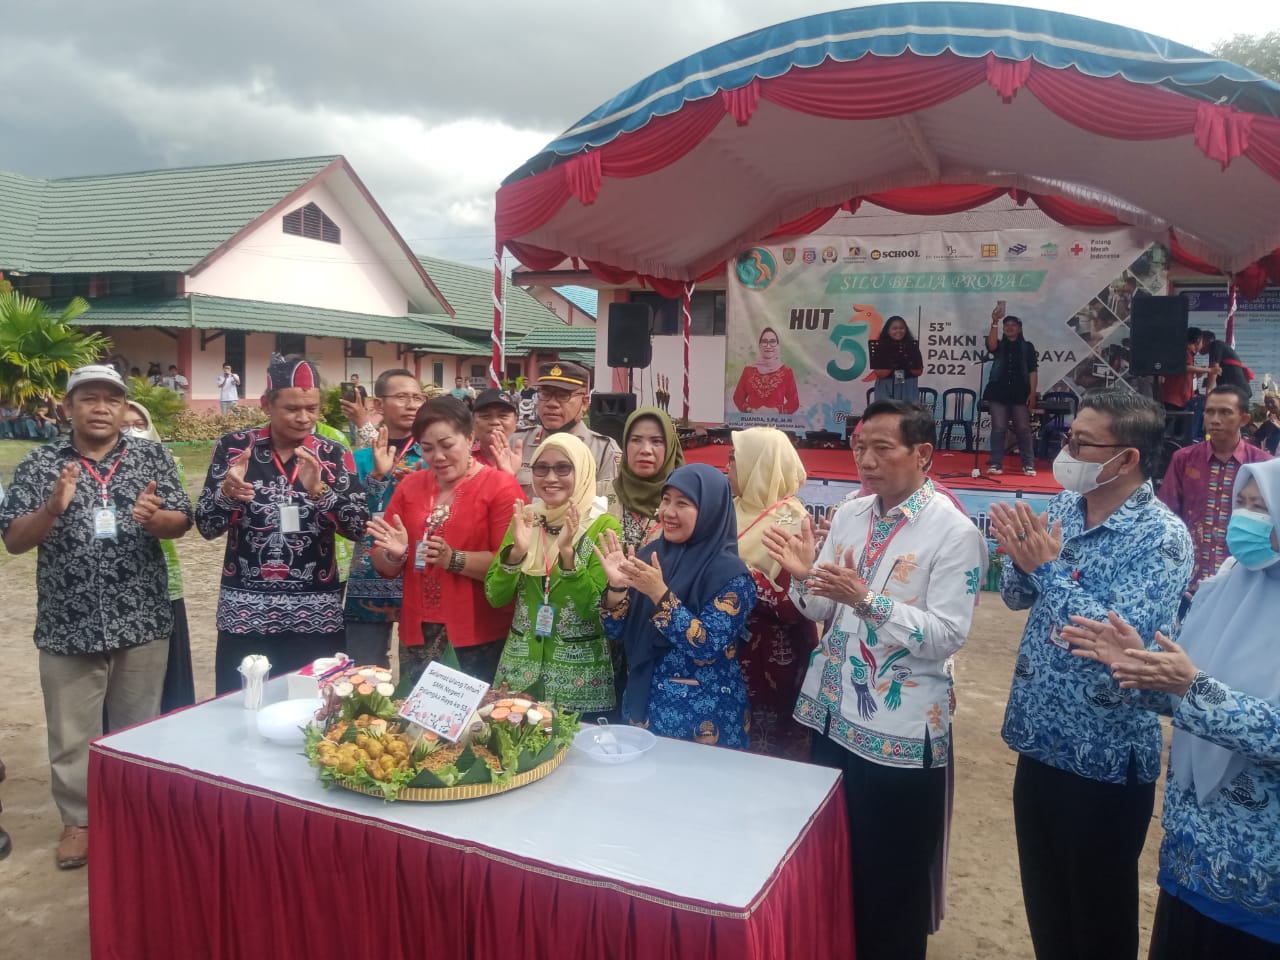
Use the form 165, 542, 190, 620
725, 229, 1170, 434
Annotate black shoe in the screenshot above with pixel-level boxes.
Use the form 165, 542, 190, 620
0, 827, 11, 861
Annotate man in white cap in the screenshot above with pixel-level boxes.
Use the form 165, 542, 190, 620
0, 364, 192, 869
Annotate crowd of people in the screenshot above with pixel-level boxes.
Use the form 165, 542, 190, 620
1, 351, 1277, 960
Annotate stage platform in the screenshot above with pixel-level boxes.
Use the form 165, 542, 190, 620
682, 445, 1061, 537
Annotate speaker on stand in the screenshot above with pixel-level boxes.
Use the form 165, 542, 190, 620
607, 302, 653, 398
1129, 296, 1189, 376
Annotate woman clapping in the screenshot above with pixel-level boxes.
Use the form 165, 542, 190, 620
485, 434, 621, 713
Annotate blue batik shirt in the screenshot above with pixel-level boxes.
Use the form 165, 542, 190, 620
1000, 482, 1193, 784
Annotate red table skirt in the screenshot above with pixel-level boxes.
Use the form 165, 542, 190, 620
88, 747, 854, 960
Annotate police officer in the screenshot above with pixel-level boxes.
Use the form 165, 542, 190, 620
509, 361, 620, 501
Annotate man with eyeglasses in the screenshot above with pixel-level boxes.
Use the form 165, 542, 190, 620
342, 369, 426, 666
508, 361, 620, 501
987, 388, 1193, 960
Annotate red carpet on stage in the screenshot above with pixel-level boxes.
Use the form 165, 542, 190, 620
683, 446, 1062, 496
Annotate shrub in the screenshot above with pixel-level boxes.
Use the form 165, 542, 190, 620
169, 404, 268, 441
127, 378, 186, 437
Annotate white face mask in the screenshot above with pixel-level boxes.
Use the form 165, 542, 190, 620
1052, 448, 1124, 495
124, 427, 150, 439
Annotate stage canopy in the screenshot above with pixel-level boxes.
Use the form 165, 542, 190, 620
495, 1, 1280, 301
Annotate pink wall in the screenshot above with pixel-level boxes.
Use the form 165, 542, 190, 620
185, 182, 409, 317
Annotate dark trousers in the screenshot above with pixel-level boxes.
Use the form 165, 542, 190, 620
989, 400, 1034, 469
812, 733, 946, 960
1013, 754, 1156, 960
1149, 887, 1280, 959
215, 630, 346, 695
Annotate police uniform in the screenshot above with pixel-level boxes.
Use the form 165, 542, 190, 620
513, 362, 621, 501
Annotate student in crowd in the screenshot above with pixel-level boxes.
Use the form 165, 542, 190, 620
991, 388, 1193, 960
486, 434, 620, 712
217, 363, 241, 414
600, 463, 757, 748
196, 354, 367, 693
342, 369, 426, 667
0, 364, 192, 869
1064, 458, 1280, 957
366, 397, 524, 686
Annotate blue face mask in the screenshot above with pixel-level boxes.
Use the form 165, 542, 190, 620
1226, 509, 1280, 570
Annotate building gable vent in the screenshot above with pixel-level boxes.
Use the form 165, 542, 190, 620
283, 202, 341, 244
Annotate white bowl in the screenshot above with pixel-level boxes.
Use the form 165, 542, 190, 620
573, 725, 657, 764
256, 698, 324, 745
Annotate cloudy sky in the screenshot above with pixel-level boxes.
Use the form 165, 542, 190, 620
5, 1, 1276, 269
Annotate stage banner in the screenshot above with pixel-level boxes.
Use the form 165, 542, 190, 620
726, 229, 1168, 433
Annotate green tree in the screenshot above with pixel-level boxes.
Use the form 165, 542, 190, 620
1213, 31, 1280, 81
0, 291, 113, 404
127, 377, 186, 437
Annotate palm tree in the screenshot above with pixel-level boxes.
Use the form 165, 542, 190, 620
0, 291, 112, 405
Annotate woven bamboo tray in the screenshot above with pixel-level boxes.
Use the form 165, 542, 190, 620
337, 745, 568, 802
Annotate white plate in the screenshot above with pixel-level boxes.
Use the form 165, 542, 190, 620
573, 725, 657, 764
256, 698, 324, 745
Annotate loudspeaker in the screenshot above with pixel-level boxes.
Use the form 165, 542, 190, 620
588, 392, 637, 446
1129, 296, 1189, 376
607, 303, 653, 368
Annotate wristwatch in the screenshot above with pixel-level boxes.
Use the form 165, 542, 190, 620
307, 483, 330, 501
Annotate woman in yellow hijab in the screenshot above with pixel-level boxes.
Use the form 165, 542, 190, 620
728, 426, 818, 759
485, 433, 622, 711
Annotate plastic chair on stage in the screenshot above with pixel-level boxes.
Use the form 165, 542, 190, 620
918, 387, 939, 420
1036, 391, 1078, 460
937, 388, 977, 452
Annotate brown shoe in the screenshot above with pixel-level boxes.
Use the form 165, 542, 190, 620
56, 825, 88, 870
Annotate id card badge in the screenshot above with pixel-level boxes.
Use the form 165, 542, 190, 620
278, 504, 301, 534
413, 539, 428, 570
534, 604, 556, 637
1047, 622, 1070, 651
93, 505, 118, 540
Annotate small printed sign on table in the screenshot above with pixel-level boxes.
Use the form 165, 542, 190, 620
398, 662, 489, 742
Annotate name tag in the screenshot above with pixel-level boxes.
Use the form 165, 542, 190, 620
534, 604, 556, 637
413, 541, 427, 570
1047, 622, 1070, 650
93, 506, 117, 540
278, 504, 300, 534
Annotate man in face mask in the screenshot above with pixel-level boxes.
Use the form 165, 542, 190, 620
984, 388, 1194, 960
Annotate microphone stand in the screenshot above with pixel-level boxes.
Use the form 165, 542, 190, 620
941, 353, 999, 484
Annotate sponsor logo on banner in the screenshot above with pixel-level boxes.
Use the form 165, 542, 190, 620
870, 249, 919, 260
1070, 242, 1085, 257
822, 246, 838, 263
782, 247, 796, 264
733, 248, 777, 291
802, 248, 817, 264
1007, 243, 1028, 257
1041, 242, 1058, 259
981, 244, 999, 258
1090, 238, 1120, 260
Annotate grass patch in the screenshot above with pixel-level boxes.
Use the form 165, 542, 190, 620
0, 439, 215, 497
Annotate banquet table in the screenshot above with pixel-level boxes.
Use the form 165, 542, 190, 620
88, 682, 853, 960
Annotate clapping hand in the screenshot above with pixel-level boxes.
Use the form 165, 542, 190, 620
488, 435, 523, 476
594, 527, 630, 586
295, 447, 326, 499
45, 462, 81, 517
1110, 633, 1199, 696
221, 447, 254, 502
131, 480, 164, 531
371, 426, 394, 479
556, 502, 580, 553
367, 514, 409, 562
1061, 611, 1145, 668
989, 501, 1061, 574
763, 515, 818, 578
808, 546, 869, 607
620, 551, 667, 604
507, 499, 534, 563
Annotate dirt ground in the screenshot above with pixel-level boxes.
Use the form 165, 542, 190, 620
0, 442, 1166, 959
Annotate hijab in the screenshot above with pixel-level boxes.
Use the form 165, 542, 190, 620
619, 463, 749, 722
755, 330, 783, 375
1169, 458, 1280, 803
519, 432, 606, 577
613, 407, 683, 519
125, 400, 161, 442
732, 427, 807, 589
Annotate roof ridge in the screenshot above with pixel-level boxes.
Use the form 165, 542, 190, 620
40, 155, 341, 184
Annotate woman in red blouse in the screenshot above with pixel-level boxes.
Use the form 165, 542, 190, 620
733, 327, 800, 415
368, 397, 526, 686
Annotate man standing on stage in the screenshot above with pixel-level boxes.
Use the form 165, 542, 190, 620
984, 304, 1039, 477
0, 364, 192, 869
1160, 383, 1269, 617
991, 388, 1192, 960
197, 354, 368, 693
342, 368, 425, 666
508, 361, 620, 501
1198, 329, 1251, 392
765, 399, 986, 960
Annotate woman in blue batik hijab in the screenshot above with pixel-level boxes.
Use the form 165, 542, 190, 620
1063, 458, 1280, 957
598, 463, 757, 748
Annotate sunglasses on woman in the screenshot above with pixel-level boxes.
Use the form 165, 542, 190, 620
531, 461, 574, 478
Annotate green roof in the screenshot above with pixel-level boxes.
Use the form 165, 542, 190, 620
0, 157, 339, 273
515, 324, 598, 352
415, 254, 565, 338
553, 285, 599, 318
69, 295, 481, 354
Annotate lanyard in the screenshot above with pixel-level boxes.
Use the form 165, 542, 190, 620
271, 447, 301, 495
858, 508, 909, 582
540, 529, 554, 604
736, 498, 794, 540
391, 439, 418, 473
79, 445, 127, 505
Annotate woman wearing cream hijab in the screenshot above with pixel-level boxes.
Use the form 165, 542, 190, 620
486, 434, 622, 712
728, 427, 818, 759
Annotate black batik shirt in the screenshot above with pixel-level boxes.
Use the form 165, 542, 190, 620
195, 427, 368, 636
0, 435, 192, 655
